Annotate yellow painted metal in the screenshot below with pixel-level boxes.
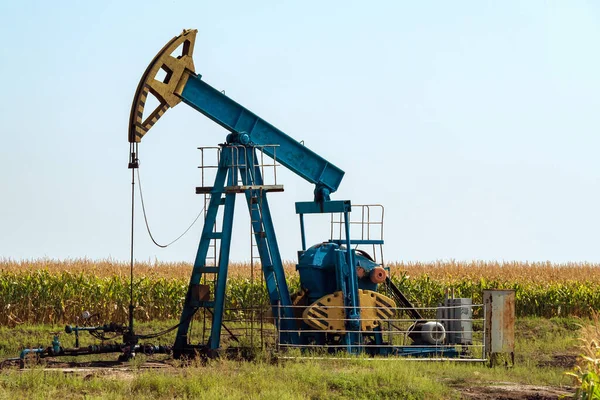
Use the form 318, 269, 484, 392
302, 290, 396, 331
128, 29, 197, 143
303, 291, 345, 330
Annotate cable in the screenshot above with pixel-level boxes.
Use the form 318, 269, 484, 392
137, 312, 196, 339
137, 323, 182, 339
136, 166, 206, 248
125, 155, 203, 342
90, 331, 121, 341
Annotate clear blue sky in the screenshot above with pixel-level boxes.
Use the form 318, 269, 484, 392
1, 1, 599, 263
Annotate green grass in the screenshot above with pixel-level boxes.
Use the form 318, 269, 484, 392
0, 360, 455, 400
0, 358, 572, 400
0, 317, 582, 399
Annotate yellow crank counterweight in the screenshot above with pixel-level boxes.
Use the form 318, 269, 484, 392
302, 290, 396, 331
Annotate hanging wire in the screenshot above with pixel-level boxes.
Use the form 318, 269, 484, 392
123, 147, 202, 341
136, 166, 206, 248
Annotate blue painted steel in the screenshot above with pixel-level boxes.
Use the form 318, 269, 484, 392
20, 347, 45, 359
180, 75, 345, 194
296, 243, 380, 304
174, 145, 298, 354
386, 346, 460, 358
298, 240, 418, 353
297, 243, 339, 304
334, 249, 353, 352
329, 239, 385, 245
295, 200, 351, 215
173, 149, 231, 352
208, 158, 237, 349
299, 214, 306, 251
192, 154, 230, 282
237, 147, 297, 343
52, 335, 61, 354
296, 200, 352, 258
342, 211, 361, 353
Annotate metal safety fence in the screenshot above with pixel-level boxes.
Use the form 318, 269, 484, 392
273, 302, 487, 361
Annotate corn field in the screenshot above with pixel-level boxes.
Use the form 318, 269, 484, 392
0, 258, 598, 325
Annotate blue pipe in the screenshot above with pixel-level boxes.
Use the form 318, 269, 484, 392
20, 348, 45, 359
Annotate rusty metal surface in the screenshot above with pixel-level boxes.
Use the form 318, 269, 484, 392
484, 289, 515, 356
191, 284, 210, 302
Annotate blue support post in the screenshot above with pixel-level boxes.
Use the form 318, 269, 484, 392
295, 199, 361, 352
343, 211, 361, 353
208, 166, 237, 349
173, 150, 231, 353
258, 193, 298, 342
299, 214, 306, 251
237, 147, 297, 344
334, 250, 347, 308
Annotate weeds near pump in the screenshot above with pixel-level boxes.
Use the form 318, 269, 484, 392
567, 312, 600, 399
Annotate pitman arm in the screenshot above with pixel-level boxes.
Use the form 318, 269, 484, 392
128, 29, 344, 199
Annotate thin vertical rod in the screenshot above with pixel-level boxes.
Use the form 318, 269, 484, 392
299, 214, 306, 251
128, 143, 137, 336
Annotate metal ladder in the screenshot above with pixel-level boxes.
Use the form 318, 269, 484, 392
173, 145, 298, 357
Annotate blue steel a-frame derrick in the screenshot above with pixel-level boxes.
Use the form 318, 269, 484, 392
173, 146, 299, 357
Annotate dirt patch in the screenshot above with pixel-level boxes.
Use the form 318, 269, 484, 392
44, 359, 172, 369
460, 383, 573, 400
2, 359, 176, 379
15, 360, 178, 382
537, 353, 577, 369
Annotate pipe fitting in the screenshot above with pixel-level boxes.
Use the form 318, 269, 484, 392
370, 267, 387, 284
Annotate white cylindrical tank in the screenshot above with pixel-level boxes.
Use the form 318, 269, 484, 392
420, 321, 446, 345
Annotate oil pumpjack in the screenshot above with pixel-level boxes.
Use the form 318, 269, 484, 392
128, 29, 454, 358
8, 30, 472, 364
